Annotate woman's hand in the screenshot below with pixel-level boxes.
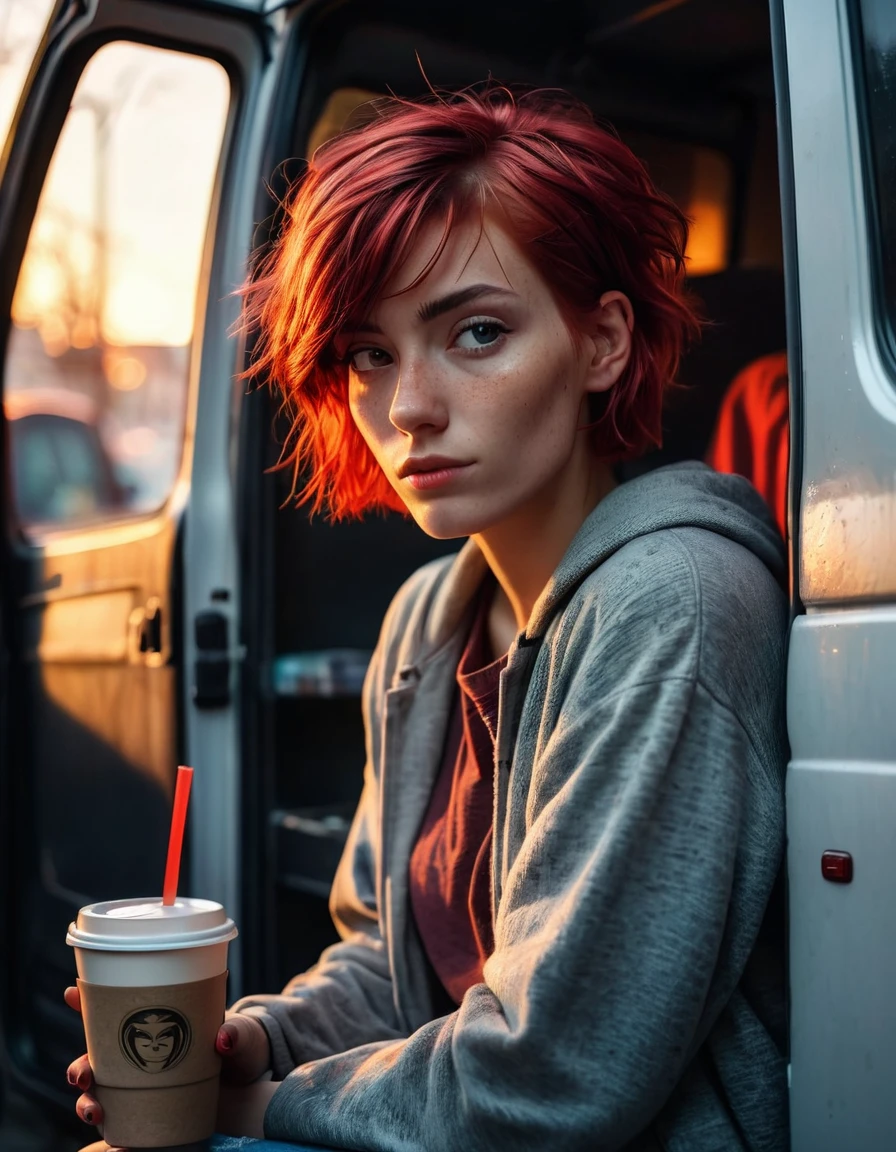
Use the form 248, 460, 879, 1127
216, 1009, 274, 1083
64, 985, 103, 1135
65, 985, 275, 1142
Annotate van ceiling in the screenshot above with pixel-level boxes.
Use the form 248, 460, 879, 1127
583, 0, 770, 62
340, 0, 773, 90
307, 0, 773, 152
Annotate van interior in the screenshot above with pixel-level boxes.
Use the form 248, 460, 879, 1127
237, 0, 788, 995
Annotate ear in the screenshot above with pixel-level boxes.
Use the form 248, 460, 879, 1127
582, 291, 634, 394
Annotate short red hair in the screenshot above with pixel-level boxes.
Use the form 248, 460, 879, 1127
244, 86, 701, 520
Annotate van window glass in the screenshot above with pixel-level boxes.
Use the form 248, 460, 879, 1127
856, 0, 896, 364
4, 41, 230, 533
308, 89, 733, 276
0, 0, 55, 155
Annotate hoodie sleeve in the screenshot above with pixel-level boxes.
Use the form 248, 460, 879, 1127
261, 535, 787, 1151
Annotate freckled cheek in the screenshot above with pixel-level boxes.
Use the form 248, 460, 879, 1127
348, 398, 391, 465
490, 359, 577, 443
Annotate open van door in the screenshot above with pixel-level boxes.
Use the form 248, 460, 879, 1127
0, 0, 285, 1112
776, 0, 896, 1146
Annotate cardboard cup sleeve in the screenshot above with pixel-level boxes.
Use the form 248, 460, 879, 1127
77, 971, 227, 1148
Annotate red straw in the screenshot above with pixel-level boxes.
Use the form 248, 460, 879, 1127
162, 765, 194, 906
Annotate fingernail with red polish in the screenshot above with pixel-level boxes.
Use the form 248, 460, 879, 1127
66, 1068, 76, 1086
218, 1029, 233, 1052
77, 1072, 90, 1091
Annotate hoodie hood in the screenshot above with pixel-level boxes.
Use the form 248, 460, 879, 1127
526, 461, 787, 639
420, 462, 786, 655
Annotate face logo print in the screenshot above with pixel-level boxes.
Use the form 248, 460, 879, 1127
119, 1008, 192, 1073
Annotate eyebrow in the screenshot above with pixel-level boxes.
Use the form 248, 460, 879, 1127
416, 283, 516, 323
346, 283, 517, 338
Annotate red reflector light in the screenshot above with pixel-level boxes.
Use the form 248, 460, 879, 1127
821, 850, 853, 883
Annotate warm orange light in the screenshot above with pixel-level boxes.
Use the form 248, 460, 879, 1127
685, 149, 731, 274
687, 198, 727, 273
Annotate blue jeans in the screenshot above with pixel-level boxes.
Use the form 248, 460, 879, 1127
209, 1138, 343, 1151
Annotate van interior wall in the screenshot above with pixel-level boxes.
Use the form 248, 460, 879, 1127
254, 0, 785, 987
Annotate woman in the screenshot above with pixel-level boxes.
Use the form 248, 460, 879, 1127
68, 85, 790, 1151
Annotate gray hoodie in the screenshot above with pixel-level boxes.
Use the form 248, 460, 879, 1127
234, 462, 790, 1151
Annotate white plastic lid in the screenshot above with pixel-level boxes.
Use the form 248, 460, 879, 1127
66, 897, 238, 952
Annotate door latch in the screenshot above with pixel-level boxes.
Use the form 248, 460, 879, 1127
193, 609, 231, 709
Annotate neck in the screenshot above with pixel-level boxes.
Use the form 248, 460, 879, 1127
473, 454, 617, 652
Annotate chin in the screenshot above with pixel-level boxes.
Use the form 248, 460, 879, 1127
411, 514, 471, 541
408, 499, 503, 541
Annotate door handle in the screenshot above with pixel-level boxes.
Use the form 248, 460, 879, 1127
139, 598, 163, 655
128, 597, 163, 664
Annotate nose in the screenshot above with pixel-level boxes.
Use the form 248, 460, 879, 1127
388, 354, 448, 435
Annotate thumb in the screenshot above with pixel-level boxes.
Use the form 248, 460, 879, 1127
215, 1013, 272, 1084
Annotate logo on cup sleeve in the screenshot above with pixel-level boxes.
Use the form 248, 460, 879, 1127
119, 1007, 192, 1073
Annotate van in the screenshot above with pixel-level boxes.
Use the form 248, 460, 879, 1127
0, 1, 893, 1148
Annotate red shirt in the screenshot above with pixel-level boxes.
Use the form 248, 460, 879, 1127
408, 587, 506, 1004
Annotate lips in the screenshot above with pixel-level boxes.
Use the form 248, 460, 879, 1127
396, 455, 470, 479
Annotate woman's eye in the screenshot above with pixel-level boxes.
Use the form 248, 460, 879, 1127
350, 348, 392, 372
454, 322, 507, 350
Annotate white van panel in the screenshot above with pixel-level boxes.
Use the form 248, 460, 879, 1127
787, 610, 896, 1151
783, 0, 896, 605
783, 0, 896, 1136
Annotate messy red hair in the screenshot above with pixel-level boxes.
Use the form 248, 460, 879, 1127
244, 86, 701, 520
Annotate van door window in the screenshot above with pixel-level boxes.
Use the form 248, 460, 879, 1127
4, 40, 230, 532
855, 0, 896, 370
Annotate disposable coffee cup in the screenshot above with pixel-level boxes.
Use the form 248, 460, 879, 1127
67, 897, 238, 1149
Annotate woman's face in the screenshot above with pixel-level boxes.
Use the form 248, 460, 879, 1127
343, 215, 622, 540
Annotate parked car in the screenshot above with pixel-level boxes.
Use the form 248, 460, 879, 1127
5, 387, 134, 526
0, 1, 894, 1149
